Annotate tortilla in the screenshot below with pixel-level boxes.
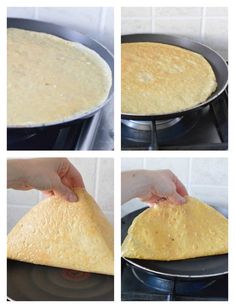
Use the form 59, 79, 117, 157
8, 28, 112, 126
7, 188, 114, 275
122, 196, 228, 261
122, 42, 217, 115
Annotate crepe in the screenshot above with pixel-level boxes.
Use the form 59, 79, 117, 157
8, 28, 112, 126
122, 196, 228, 261
122, 42, 217, 115
7, 188, 114, 275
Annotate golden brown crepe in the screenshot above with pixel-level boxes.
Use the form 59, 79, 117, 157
8, 188, 114, 275
122, 42, 217, 115
122, 196, 228, 261
8, 28, 112, 126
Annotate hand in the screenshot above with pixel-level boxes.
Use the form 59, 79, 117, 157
139, 170, 188, 205
121, 169, 187, 205
7, 158, 85, 202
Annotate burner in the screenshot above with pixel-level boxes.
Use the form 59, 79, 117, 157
122, 109, 202, 148
121, 260, 228, 301
7, 260, 114, 301
122, 89, 228, 150
122, 117, 182, 131
131, 267, 215, 295
62, 269, 91, 282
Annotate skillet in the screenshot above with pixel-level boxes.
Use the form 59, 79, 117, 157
121, 207, 228, 280
121, 34, 228, 120
7, 18, 114, 130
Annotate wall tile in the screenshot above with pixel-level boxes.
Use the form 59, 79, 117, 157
121, 7, 227, 56
122, 7, 152, 18
37, 7, 101, 38
96, 158, 114, 212
122, 18, 152, 35
203, 18, 228, 57
7, 205, 31, 233
153, 7, 202, 17
68, 158, 97, 196
144, 158, 190, 187
7, 189, 39, 206
189, 186, 228, 209
153, 18, 201, 40
98, 8, 114, 52
205, 7, 228, 17
105, 210, 114, 225
121, 158, 144, 170
7, 7, 36, 19
190, 158, 228, 186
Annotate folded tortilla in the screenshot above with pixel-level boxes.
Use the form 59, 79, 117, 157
122, 196, 228, 261
8, 188, 114, 275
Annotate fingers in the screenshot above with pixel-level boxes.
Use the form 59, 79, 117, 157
169, 172, 188, 197
175, 179, 188, 197
52, 176, 78, 202
62, 162, 85, 189
169, 191, 186, 204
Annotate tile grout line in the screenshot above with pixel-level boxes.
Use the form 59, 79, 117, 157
98, 7, 106, 40
151, 7, 154, 33
34, 7, 39, 20
188, 158, 192, 195
200, 7, 207, 43
94, 158, 100, 201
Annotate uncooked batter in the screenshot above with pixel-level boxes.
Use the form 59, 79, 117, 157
8, 28, 112, 126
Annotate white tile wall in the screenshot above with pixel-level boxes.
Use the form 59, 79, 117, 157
122, 7, 228, 59
121, 157, 228, 217
7, 158, 114, 228
7, 7, 114, 52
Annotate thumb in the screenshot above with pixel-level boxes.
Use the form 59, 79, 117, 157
169, 191, 186, 205
53, 177, 78, 202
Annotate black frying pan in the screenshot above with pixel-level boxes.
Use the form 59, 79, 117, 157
121, 34, 228, 120
7, 18, 114, 130
121, 207, 228, 280
7, 260, 114, 301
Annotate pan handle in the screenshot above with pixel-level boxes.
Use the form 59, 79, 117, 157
148, 120, 158, 150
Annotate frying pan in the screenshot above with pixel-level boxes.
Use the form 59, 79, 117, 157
121, 34, 228, 120
7, 18, 114, 130
121, 207, 228, 280
7, 259, 114, 301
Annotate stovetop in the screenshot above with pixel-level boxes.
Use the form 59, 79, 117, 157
7, 107, 113, 151
121, 89, 228, 150
121, 261, 228, 301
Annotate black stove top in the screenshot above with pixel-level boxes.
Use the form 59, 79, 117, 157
121, 90, 228, 150
121, 261, 228, 301
7, 111, 102, 151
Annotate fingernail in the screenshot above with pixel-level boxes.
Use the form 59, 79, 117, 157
68, 193, 78, 202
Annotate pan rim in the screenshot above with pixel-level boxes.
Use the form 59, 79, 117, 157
7, 18, 114, 129
122, 256, 228, 279
121, 33, 228, 119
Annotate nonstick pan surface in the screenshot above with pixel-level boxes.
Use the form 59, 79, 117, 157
7, 260, 114, 301
7, 18, 114, 129
121, 34, 228, 120
121, 207, 228, 279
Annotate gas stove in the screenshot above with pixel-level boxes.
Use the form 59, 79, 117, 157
121, 260, 228, 301
8, 110, 105, 150
121, 89, 228, 150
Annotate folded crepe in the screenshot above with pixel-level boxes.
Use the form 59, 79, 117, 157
8, 188, 114, 275
122, 196, 228, 261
